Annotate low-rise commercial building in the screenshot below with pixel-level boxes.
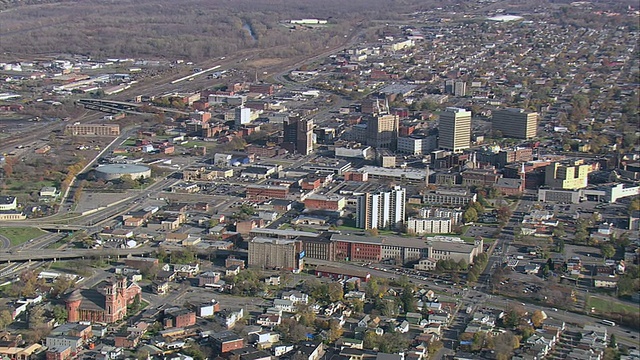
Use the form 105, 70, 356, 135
422, 189, 477, 206
65, 124, 120, 136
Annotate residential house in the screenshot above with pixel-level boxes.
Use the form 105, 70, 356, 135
273, 299, 295, 313
281, 291, 309, 305
216, 308, 244, 329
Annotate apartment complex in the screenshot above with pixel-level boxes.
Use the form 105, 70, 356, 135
407, 217, 452, 235
355, 186, 406, 230
545, 160, 591, 190
438, 107, 471, 152
492, 108, 538, 139
66, 124, 120, 136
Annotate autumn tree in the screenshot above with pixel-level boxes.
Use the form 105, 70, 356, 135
327, 282, 344, 302
531, 310, 546, 328
51, 275, 76, 297
493, 331, 520, 360
28, 305, 46, 329
0, 310, 12, 329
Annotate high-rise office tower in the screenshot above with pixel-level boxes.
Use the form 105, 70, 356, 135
492, 108, 539, 139
283, 117, 314, 155
356, 186, 406, 230
366, 113, 399, 150
235, 107, 251, 126
438, 107, 471, 152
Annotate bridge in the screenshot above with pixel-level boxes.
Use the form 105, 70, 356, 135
36, 224, 88, 232
77, 99, 189, 116
0, 247, 155, 263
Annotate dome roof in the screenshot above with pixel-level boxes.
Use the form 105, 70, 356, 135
66, 288, 82, 302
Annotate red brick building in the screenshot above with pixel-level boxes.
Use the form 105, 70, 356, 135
246, 144, 287, 158
249, 84, 275, 95
344, 171, 368, 182
301, 177, 323, 190
212, 331, 244, 353
46, 346, 72, 360
303, 194, 346, 211
235, 219, 265, 234
225, 256, 245, 270
114, 334, 140, 348
164, 309, 196, 328
245, 184, 289, 201
198, 271, 222, 287
334, 237, 382, 262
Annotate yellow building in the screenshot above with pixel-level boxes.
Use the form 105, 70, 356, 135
545, 160, 591, 190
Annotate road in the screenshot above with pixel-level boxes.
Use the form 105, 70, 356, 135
0, 234, 10, 249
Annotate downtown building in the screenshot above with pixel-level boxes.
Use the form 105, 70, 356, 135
492, 108, 538, 139
366, 113, 399, 150
438, 107, 471, 152
282, 117, 314, 155
355, 186, 406, 230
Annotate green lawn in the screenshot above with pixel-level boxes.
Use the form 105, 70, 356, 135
0, 227, 46, 247
587, 296, 639, 314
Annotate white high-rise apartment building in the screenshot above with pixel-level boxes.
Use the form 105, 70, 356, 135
356, 186, 406, 230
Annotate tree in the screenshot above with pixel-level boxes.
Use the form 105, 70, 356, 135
463, 207, 478, 223
494, 331, 520, 360
457, 259, 468, 271
365, 228, 379, 237
351, 299, 364, 314
328, 319, 344, 343
51, 275, 75, 297
364, 331, 380, 350
135, 349, 150, 360
182, 344, 206, 360
496, 206, 512, 224
400, 286, 416, 313
28, 305, 45, 329
531, 310, 545, 328
504, 307, 520, 328
600, 244, 615, 260
52, 305, 67, 324
609, 333, 617, 349
327, 282, 344, 302
0, 310, 12, 330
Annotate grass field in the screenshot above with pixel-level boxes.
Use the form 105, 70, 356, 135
0, 227, 46, 247
587, 296, 638, 314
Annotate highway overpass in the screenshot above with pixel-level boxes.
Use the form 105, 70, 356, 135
0, 247, 155, 263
